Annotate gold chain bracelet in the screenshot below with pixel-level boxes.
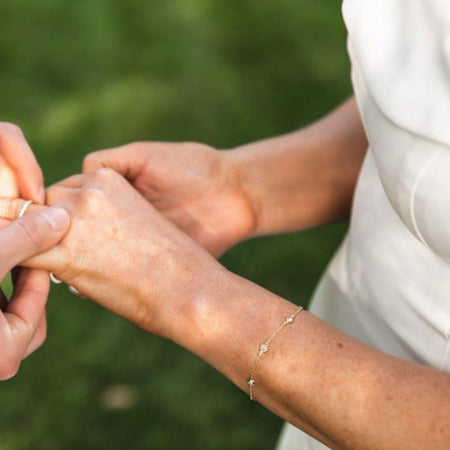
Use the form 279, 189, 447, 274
247, 306, 303, 400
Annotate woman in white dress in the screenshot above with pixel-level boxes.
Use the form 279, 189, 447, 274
1, 0, 449, 448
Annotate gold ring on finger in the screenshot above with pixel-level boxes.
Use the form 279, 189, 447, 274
18, 200, 33, 219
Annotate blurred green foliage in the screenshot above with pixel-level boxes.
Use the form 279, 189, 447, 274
0, 1, 350, 449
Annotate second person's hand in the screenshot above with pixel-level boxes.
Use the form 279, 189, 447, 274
0, 206, 70, 379
0, 122, 45, 202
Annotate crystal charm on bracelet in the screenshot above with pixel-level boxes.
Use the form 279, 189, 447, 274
247, 306, 303, 400
258, 344, 268, 355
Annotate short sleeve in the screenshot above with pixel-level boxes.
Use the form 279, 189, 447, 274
343, 0, 450, 261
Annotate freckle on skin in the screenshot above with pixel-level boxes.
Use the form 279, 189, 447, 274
337, 342, 344, 349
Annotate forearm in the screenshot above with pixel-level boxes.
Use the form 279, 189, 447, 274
166, 268, 450, 450
225, 97, 367, 237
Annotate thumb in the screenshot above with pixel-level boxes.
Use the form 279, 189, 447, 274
0, 207, 70, 272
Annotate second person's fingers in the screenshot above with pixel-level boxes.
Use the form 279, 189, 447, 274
23, 310, 47, 357
0, 198, 43, 221
0, 122, 45, 203
7, 268, 50, 333
0, 207, 70, 273
4, 269, 50, 362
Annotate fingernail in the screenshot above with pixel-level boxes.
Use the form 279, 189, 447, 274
39, 207, 70, 231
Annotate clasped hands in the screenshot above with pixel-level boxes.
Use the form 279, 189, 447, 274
0, 123, 256, 380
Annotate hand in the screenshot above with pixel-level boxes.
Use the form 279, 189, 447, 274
0, 169, 224, 337
0, 122, 45, 202
0, 206, 70, 379
0, 121, 57, 380
82, 142, 256, 256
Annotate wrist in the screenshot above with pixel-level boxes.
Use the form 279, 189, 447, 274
221, 147, 264, 239
164, 259, 299, 390
162, 261, 240, 367
157, 253, 233, 345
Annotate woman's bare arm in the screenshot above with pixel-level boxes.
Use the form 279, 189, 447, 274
172, 270, 450, 450
226, 97, 368, 237
79, 97, 367, 257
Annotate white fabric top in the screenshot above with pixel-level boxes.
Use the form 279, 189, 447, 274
277, 1, 450, 448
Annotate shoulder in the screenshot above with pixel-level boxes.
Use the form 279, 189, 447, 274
343, 0, 450, 146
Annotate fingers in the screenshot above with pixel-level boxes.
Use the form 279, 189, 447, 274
83, 144, 144, 179
50, 170, 115, 191
46, 185, 82, 206
0, 155, 19, 198
51, 174, 84, 189
2, 269, 49, 368
0, 123, 45, 203
0, 207, 70, 274
23, 311, 47, 357
49, 169, 127, 200
7, 269, 49, 336
0, 197, 42, 221
82, 147, 127, 174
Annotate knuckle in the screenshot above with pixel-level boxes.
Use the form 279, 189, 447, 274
82, 153, 98, 172
94, 167, 116, 182
80, 187, 106, 212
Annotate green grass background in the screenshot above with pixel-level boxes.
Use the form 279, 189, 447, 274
0, 1, 351, 449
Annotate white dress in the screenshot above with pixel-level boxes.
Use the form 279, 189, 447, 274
277, 1, 450, 448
